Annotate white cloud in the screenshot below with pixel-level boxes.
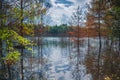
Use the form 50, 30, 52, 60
47, 0, 91, 25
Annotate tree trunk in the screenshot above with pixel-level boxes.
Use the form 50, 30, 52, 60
7, 65, 12, 80
98, 0, 102, 80
118, 33, 120, 56
77, 25, 80, 64
0, 0, 3, 57
88, 36, 90, 55
20, 0, 24, 80
0, 39, 2, 62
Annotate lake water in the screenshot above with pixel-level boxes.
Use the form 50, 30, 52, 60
23, 37, 100, 80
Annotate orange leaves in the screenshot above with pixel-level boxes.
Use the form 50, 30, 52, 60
5, 59, 15, 66
38, 28, 44, 33
68, 27, 110, 37
68, 31, 74, 36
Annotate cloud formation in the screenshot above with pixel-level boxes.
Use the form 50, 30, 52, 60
47, 0, 91, 25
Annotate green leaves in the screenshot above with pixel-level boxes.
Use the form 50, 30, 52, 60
112, 6, 120, 18
5, 51, 20, 65
0, 29, 12, 40
0, 28, 33, 65
0, 28, 31, 45
109, 6, 120, 38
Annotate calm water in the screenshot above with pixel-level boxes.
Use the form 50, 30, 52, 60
24, 37, 96, 80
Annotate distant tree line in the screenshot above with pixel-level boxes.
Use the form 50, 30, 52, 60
34, 24, 73, 36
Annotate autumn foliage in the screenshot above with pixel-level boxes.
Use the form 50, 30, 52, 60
68, 27, 110, 37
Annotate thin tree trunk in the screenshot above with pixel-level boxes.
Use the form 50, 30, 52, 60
98, 0, 102, 80
88, 36, 90, 55
20, 0, 24, 80
0, 40, 3, 63
0, 1, 6, 79
77, 24, 80, 80
38, 36, 41, 79
0, 0, 3, 57
77, 26, 79, 63
118, 33, 120, 56
7, 65, 12, 80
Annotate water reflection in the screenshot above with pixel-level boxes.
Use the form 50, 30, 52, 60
24, 37, 91, 80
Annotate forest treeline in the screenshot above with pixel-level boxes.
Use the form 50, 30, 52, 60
34, 24, 109, 37
34, 24, 72, 36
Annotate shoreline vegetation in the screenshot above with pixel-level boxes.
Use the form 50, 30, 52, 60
34, 27, 110, 37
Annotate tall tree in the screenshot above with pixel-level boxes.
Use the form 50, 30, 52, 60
86, 0, 110, 79
0, 0, 41, 79
70, 5, 88, 80
85, 0, 120, 80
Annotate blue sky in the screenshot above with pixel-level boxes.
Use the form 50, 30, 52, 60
45, 0, 91, 25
